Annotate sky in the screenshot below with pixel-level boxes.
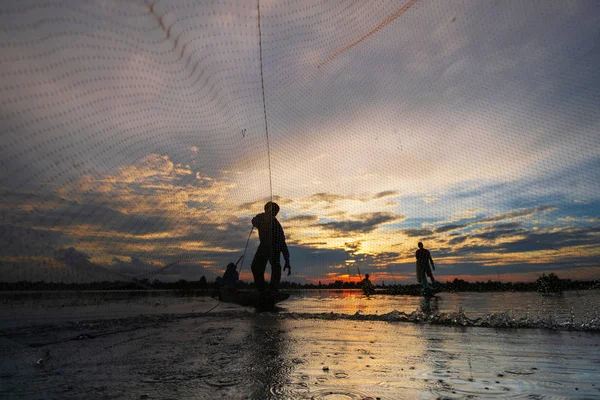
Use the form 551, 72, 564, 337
0, 0, 599, 284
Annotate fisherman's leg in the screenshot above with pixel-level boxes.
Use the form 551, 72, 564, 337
427, 269, 435, 285
251, 248, 268, 292
268, 252, 282, 292
420, 269, 429, 295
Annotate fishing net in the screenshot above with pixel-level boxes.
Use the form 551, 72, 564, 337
1, 1, 600, 398
0, 0, 598, 289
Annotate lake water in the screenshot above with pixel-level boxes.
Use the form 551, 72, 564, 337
1, 289, 600, 399
2, 289, 599, 330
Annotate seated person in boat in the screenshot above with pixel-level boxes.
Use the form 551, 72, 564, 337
221, 263, 239, 293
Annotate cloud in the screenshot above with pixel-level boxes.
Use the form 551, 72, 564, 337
307, 193, 354, 203
479, 206, 557, 223
319, 212, 399, 235
494, 227, 599, 253
373, 190, 398, 199
285, 215, 319, 223
402, 228, 434, 237
470, 223, 526, 241
447, 226, 599, 256
434, 224, 467, 233
448, 236, 468, 246
110, 256, 162, 276
0, 1, 598, 284
431, 206, 556, 234
0, 224, 65, 257
52, 247, 133, 283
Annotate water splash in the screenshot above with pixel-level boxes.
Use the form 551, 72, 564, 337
276, 308, 600, 332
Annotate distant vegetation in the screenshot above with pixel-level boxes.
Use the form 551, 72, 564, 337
0, 273, 598, 293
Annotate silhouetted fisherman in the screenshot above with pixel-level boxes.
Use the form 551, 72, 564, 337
251, 201, 291, 293
416, 242, 435, 296
360, 273, 375, 295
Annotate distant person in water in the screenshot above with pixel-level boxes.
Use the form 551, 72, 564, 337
251, 201, 291, 293
360, 273, 375, 295
416, 242, 435, 296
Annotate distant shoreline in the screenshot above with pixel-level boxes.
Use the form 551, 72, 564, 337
1, 275, 598, 294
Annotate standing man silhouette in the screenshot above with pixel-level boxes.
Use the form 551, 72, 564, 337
415, 242, 435, 296
251, 201, 291, 293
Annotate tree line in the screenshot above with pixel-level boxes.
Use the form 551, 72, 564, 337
0, 273, 598, 293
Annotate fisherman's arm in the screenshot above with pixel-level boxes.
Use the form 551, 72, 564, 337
429, 252, 435, 270
278, 223, 292, 275
282, 241, 291, 275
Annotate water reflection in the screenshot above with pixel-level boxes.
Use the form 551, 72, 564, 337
277, 318, 430, 399
419, 296, 439, 316
246, 315, 293, 399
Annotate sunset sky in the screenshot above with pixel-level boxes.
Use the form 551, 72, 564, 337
0, 0, 598, 284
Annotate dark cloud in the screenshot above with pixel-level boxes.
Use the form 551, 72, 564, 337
488, 222, 522, 230
471, 223, 526, 240
6, 198, 174, 235
56, 247, 218, 283
111, 256, 159, 276
133, 259, 218, 282
53, 247, 134, 283
307, 193, 349, 203
448, 236, 468, 245
434, 224, 467, 233
344, 241, 362, 254
495, 227, 599, 253
285, 215, 319, 223
453, 226, 599, 255
402, 228, 434, 237
433, 207, 555, 234
319, 212, 398, 234
373, 190, 398, 199
478, 205, 556, 223
0, 224, 65, 257
471, 229, 523, 241
432, 261, 600, 278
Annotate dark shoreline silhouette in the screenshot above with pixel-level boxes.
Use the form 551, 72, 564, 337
1, 273, 598, 294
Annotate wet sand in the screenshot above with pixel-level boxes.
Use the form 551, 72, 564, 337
2, 306, 600, 399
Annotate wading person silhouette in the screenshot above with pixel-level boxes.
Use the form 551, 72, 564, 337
360, 273, 375, 295
251, 201, 291, 294
415, 242, 435, 296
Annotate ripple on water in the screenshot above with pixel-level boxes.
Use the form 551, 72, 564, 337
203, 375, 245, 388
430, 374, 538, 398
269, 381, 310, 398
309, 389, 377, 400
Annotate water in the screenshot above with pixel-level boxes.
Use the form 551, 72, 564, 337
1, 289, 600, 330
283, 289, 600, 319
1, 289, 600, 399
279, 289, 600, 331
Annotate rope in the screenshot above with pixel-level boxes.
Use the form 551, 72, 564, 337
257, 0, 274, 202
237, 226, 254, 273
